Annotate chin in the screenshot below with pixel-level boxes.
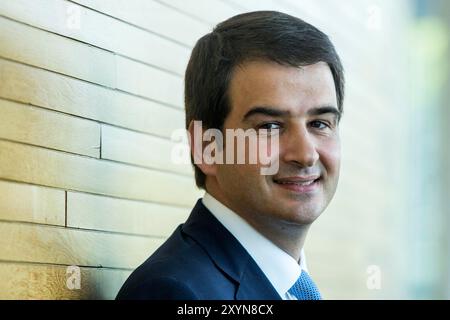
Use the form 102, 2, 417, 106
290, 212, 321, 225
281, 204, 324, 225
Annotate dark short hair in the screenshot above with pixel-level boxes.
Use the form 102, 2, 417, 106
185, 11, 345, 190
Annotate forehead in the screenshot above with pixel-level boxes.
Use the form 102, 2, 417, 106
227, 60, 337, 119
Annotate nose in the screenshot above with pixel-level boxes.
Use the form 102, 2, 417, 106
282, 125, 319, 168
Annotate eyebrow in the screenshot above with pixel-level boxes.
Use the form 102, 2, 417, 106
307, 106, 342, 122
242, 105, 341, 122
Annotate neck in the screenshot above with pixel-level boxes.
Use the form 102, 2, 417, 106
243, 213, 311, 262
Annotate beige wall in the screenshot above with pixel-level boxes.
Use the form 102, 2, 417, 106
1, 0, 442, 299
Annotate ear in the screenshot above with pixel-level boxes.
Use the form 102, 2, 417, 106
188, 120, 218, 177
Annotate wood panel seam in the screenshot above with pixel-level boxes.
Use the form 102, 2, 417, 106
0, 136, 192, 178
65, 190, 68, 227
153, 0, 215, 26
0, 259, 134, 271
66, 0, 195, 49
0, 96, 183, 142
0, 218, 167, 240
0, 12, 187, 76
0, 55, 183, 111
0, 178, 194, 209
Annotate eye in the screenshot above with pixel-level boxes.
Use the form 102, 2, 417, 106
309, 120, 330, 130
259, 122, 281, 130
257, 122, 282, 134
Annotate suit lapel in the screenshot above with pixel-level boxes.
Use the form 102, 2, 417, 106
235, 261, 282, 300
182, 199, 281, 300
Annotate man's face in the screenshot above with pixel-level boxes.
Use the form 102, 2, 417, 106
208, 60, 341, 229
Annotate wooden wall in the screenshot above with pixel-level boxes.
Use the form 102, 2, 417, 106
0, 0, 207, 299
0, 0, 416, 299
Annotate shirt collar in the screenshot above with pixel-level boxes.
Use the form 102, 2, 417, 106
202, 192, 308, 298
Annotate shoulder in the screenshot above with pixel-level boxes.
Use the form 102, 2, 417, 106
116, 227, 231, 299
116, 275, 198, 300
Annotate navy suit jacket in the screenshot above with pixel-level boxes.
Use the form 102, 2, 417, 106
116, 199, 282, 300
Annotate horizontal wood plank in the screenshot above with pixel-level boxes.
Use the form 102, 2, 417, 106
226, 0, 285, 11
71, 0, 210, 46
116, 56, 183, 108
0, 180, 65, 226
101, 124, 192, 175
0, 139, 202, 207
67, 191, 189, 236
0, 221, 163, 269
0, 15, 116, 87
0, 58, 185, 138
0, 16, 185, 107
0, 98, 100, 157
157, 0, 240, 24
0, 262, 131, 299
0, 0, 190, 74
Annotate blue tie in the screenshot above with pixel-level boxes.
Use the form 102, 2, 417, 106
288, 270, 322, 300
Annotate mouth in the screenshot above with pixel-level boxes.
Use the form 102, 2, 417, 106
273, 176, 321, 193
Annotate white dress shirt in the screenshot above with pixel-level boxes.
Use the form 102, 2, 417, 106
202, 192, 309, 300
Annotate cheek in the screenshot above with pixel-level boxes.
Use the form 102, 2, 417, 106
319, 140, 341, 175
217, 163, 259, 187
256, 135, 280, 167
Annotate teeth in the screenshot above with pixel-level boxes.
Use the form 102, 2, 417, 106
277, 180, 315, 186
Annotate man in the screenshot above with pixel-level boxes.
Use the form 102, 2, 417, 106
116, 10, 344, 300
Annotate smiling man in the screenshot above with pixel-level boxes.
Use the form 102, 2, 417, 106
117, 11, 344, 300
